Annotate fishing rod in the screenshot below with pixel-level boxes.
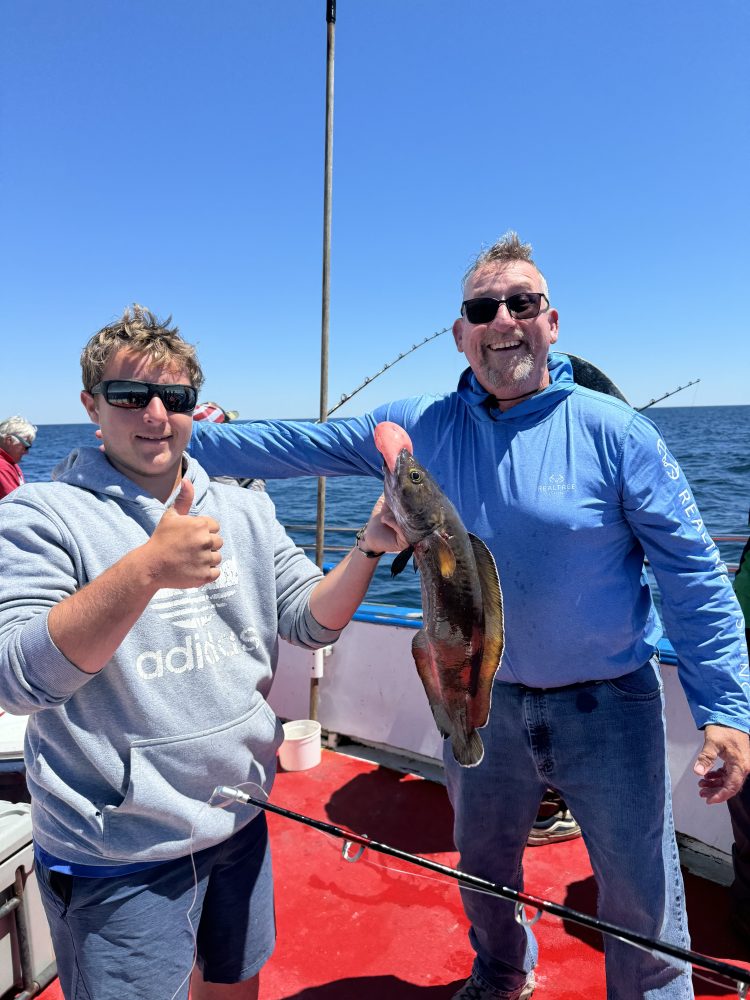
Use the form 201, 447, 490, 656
327, 333, 699, 419
326, 327, 450, 417
637, 378, 701, 412
213, 786, 750, 994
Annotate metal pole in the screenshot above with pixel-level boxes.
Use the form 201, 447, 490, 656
311, 0, 336, 721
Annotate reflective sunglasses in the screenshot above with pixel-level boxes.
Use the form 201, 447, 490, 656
89, 380, 198, 413
11, 434, 32, 450
461, 292, 549, 324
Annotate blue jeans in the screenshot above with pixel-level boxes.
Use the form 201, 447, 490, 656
36, 814, 275, 1000
443, 660, 693, 1000
728, 769, 750, 909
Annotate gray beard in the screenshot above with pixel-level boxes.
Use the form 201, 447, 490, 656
483, 348, 536, 389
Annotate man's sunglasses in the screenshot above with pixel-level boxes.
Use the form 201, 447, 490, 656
461, 292, 549, 325
89, 380, 198, 414
11, 434, 32, 450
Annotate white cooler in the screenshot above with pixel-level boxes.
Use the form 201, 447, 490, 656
0, 801, 56, 998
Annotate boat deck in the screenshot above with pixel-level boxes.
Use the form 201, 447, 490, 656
34, 747, 750, 999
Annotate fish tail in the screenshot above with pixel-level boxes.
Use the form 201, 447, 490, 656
452, 729, 484, 767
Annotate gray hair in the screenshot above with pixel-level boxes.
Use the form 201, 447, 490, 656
0, 415, 37, 442
462, 231, 550, 298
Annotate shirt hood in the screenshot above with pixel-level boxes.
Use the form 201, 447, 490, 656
456, 351, 576, 424
51, 446, 209, 511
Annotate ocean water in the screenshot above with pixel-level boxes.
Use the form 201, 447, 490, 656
18, 405, 750, 607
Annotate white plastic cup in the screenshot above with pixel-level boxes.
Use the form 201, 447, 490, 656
278, 719, 322, 771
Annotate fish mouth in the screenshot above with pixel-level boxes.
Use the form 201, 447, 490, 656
391, 448, 413, 476
380, 450, 408, 502
381, 445, 412, 476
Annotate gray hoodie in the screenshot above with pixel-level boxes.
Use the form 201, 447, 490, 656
0, 448, 340, 866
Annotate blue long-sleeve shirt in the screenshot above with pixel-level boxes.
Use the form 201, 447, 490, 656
190, 353, 750, 732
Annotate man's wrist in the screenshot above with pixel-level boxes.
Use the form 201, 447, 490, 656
355, 524, 384, 559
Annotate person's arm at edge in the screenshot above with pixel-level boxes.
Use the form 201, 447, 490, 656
620, 415, 750, 803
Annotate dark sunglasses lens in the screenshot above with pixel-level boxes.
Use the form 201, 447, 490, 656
506, 293, 542, 318
464, 298, 500, 324
103, 382, 196, 412
105, 382, 151, 408
159, 386, 197, 413
463, 293, 544, 323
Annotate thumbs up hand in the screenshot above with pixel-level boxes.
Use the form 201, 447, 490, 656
144, 478, 223, 589
171, 477, 195, 516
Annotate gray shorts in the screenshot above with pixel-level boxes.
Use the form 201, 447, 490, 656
36, 814, 275, 999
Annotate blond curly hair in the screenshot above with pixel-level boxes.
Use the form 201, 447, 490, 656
81, 304, 204, 392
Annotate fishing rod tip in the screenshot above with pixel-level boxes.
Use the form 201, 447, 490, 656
211, 785, 252, 807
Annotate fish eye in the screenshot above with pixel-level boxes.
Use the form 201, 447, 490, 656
409, 470, 423, 483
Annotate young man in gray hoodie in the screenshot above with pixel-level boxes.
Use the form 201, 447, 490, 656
0, 305, 401, 1000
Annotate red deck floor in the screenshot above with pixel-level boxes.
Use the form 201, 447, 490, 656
35, 748, 750, 999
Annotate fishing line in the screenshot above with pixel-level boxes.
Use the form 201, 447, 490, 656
693, 967, 750, 998
167, 780, 270, 1000
636, 378, 701, 411
325, 327, 450, 418
211, 786, 750, 993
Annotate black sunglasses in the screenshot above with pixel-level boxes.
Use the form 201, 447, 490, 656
89, 380, 198, 413
461, 292, 549, 324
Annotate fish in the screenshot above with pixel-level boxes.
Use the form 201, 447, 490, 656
373, 420, 504, 767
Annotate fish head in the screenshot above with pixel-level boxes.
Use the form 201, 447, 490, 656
373, 421, 447, 543
383, 449, 447, 544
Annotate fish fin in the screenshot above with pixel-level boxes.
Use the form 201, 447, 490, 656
431, 705, 453, 741
390, 546, 415, 578
452, 729, 484, 768
434, 533, 457, 578
468, 533, 505, 730
411, 632, 451, 739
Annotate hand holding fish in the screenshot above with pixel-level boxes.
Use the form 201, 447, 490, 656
309, 494, 406, 630
355, 494, 410, 557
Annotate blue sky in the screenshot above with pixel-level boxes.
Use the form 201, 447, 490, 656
1, 0, 747, 424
